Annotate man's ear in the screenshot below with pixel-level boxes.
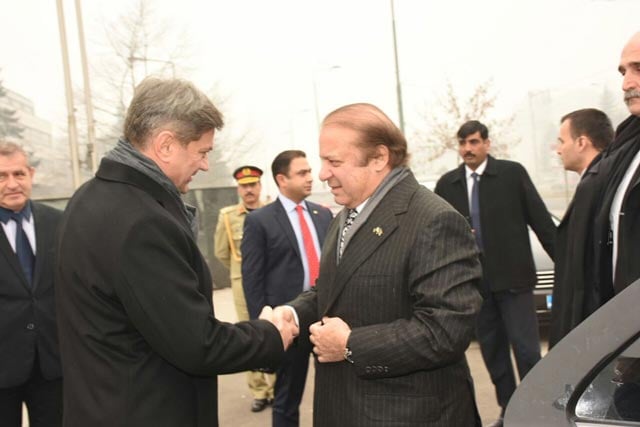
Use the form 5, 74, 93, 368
152, 130, 176, 163
576, 135, 589, 152
275, 173, 287, 188
372, 144, 390, 172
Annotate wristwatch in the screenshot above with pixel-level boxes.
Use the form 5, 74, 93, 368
344, 347, 354, 364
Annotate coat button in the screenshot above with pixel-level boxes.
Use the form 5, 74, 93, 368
26, 323, 35, 330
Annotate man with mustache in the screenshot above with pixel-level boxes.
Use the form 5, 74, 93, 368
241, 150, 333, 427
591, 31, 640, 300
435, 120, 556, 427
214, 165, 275, 412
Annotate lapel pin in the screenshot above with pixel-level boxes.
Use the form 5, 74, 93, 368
313, 209, 318, 215
373, 227, 383, 236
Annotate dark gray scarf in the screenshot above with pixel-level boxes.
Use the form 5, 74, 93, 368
105, 138, 198, 237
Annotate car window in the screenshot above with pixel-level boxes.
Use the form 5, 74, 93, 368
575, 335, 640, 423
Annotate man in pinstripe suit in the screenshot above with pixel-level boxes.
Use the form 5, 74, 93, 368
281, 103, 484, 426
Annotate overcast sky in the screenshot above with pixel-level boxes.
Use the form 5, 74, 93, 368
1, 0, 639, 196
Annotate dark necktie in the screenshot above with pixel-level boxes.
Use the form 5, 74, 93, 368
339, 208, 358, 259
470, 172, 483, 251
0, 208, 35, 286
296, 204, 319, 286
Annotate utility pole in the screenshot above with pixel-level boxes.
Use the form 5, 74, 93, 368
75, 0, 98, 174
390, 0, 405, 134
56, 0, 81, 189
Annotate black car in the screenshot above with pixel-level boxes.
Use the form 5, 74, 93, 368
529, 217, 558, 325
505, 279, 640, 426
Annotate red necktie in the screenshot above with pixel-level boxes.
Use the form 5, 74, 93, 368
296, 204, 319, 286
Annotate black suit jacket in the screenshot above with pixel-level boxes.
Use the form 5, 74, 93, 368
0, 202, 62, 387
290, 173, 483, 427
241, 198, 332, 319
55, 159, 283, 427
549, 156, 606, 348
435, 156, 556, 292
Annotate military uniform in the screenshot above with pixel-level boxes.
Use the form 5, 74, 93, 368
213, 166, 275, 405
214, 202, 258, 321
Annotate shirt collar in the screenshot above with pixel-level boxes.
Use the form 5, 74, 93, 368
278, 193, 305, 212
353, 199, 368, 214
465, 158, 488, 179
0, 201, 32, 224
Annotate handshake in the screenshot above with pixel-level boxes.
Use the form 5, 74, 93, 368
259, 306, 352, 364
259, 306, 299, 350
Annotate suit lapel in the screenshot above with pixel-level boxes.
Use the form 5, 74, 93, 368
321, 176, 414, 315
559, 164, 596, 229
0, 216, 31, 291
273, 200, 301, 259
0, 224, 27, 287
31, 204, 50, 291
446, 165, 470, 217
307, 201, 328, 247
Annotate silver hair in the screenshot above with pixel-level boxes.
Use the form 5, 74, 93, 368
123, 77, 224, 148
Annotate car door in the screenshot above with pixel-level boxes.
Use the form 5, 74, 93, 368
505, 279, 640, 426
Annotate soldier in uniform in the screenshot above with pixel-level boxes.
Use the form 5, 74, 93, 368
214, 165, 276, 412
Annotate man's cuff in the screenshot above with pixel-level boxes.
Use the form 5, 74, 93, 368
283, 305, 300, 327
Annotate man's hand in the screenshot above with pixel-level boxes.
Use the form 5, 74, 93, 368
309, 316, 351, 363
259, 306, 298, 350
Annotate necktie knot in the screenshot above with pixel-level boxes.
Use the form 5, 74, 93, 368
0, 206, 35, 286
339, 208, 358, 259
10, 211, 24, 223
344, 208, 358, 227
0, 205, 31, 225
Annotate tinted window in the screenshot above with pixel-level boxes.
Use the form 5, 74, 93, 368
575, 336, 640, 423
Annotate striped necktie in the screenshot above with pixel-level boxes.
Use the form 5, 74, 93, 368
339, 208, 358, 259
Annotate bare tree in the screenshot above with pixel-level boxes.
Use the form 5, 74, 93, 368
86, 0, 190, 156
409, 80, 519, 176
71, 0, 254, 187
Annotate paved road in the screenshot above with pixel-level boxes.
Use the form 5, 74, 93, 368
26, 288, 547, 426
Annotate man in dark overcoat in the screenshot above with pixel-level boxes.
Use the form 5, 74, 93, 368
549, 108, 613, 348
435, 120, 556, 427
55, 77, 294, 427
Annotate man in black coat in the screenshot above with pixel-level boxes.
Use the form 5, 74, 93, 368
55, 77, 294, 427
549, 109, 613, 348
0, 142, 63, 427
435, 120, 556, 427
593, 31, 640, 299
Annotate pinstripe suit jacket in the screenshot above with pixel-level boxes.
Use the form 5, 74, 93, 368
290, 172, 483, 426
